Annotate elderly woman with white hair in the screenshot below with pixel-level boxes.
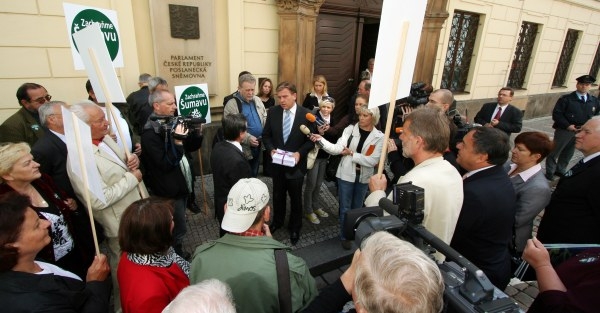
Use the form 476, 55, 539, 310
310, 96, 383, 249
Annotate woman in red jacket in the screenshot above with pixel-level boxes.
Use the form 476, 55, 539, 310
117, 198, 190, 313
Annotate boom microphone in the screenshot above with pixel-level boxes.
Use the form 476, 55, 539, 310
300, 124, 323, 148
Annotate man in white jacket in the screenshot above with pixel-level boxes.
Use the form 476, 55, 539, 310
365, 107, 463, 245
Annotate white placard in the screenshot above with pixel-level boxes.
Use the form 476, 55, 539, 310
72, 24, 126, 103
62, 106, 106, 205
368, 0, 427, 108
63, 3, 123, 70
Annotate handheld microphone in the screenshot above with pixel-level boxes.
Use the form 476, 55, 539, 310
300, 124, 323, 148
306, 112, 326, 127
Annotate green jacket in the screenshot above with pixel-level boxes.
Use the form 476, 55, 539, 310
0, 107, 44, 145
190, 234, 317, 313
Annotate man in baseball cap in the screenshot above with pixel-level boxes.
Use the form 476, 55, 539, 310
189, 178, 317, 313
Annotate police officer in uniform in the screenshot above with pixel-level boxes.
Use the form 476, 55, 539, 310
545, 74, 600, 179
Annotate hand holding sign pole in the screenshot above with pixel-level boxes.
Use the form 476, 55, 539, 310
73, 24, 148, 199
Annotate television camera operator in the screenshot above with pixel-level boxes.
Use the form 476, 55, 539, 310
141, 90, 203, 259
387, 85, 466, 181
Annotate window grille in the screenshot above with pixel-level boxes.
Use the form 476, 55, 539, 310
552, 29, 580, 87
507, 22, 539, 89
589, 43, 600, 82
441, 10, 480, 92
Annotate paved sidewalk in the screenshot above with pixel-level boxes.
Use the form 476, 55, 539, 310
183, 116, 577, 312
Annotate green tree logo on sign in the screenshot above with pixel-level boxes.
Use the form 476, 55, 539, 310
179, 86, 209, 118
71, 9, 119, 60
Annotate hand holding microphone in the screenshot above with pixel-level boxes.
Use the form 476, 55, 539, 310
306, 113, 327, 127
300, 124, 324, 148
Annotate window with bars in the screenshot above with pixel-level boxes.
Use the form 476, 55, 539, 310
441, 10, 480, 92
552, 29, 580, 87
589, 43, 600, 83
507, 22, 539, 89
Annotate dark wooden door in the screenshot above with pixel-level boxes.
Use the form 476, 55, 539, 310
314, 13, 359, 120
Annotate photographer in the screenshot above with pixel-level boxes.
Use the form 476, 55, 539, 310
141, 90, 203, 259
301, 231, 444, 313
365, 107, 463, 245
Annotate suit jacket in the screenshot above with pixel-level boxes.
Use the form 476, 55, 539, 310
0, 107, 45, 145
126, 86, 150, 135
510, 169, 551, 253
67, 136, 146, 238
537, 155, 600, 244
210, 141, 252, 219
474, 103, 523, 135
262, 104, 315, 179
31, 129, 75, 197
450, 165, 516, 289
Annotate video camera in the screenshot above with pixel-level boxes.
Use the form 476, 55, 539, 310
150, 115, 205, 139
343, 182, 522, 313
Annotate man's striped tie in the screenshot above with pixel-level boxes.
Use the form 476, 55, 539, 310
283, 109, 292, 143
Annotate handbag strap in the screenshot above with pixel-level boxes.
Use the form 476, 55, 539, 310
275, 249, 292, 313
346, 125, 354, 148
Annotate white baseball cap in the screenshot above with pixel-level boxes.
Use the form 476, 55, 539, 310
222, 178, 270, 232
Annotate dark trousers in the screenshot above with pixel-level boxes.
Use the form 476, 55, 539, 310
271, 169, 303, 233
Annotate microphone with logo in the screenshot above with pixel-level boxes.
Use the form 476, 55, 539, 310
300, 124, 324, 148
306, 113, 326, 127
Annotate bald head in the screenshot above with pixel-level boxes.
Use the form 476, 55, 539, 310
427, 89, 453, 113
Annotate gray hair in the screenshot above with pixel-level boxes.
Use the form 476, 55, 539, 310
238, 73, 256, 87
162, 279, 236, 313
69, 100, 98, 123
148, 90, 168, 107
355, 231, 444, 313
139, 73, 152, 83
148, 76, 168, 93
39, 101, 65, 127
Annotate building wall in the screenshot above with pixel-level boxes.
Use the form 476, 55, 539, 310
0, 0, 280, 123
435, 0, 600, 117
0, 0, 141, 122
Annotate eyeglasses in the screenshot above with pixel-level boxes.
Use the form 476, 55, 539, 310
31, 95, 52, 104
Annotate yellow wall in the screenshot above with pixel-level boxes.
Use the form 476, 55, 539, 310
0, 0, 280, 123
435, 0, 600, 102
0, 0, 140, 121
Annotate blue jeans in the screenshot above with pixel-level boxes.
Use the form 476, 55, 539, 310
337, 176, 368, 240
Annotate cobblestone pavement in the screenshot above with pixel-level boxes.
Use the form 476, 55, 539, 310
183, 116, 580, 312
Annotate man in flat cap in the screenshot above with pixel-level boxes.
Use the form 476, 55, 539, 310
545, 74, 600, 180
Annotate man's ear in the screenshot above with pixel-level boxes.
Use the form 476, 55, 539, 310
263, 205, 271, 223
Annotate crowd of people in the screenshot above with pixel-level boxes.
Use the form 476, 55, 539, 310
0, 68, 599, 312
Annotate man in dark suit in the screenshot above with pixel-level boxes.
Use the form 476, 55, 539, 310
474, 87, 523, 136
545, 74, 600, 180
450, 127, 516, 289
262, 82, 315, 245
126, 73, 151, 135
537, 116, 600, 244
211, 113, 252, 236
